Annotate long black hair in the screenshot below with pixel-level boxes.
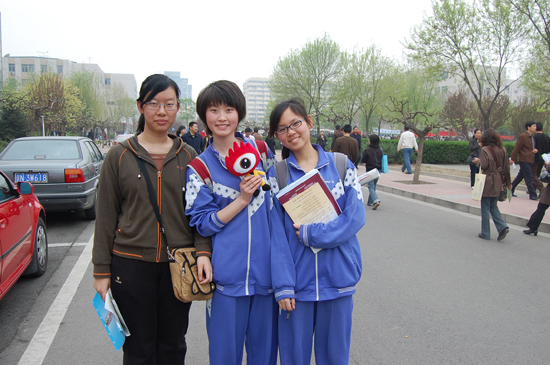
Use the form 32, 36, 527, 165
136, 74, 180, 135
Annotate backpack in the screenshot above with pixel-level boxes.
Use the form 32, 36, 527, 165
188, 139, 269, 193
274, 152, 348, 190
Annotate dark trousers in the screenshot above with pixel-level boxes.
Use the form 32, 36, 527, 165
527, 202, 550, 230
532, 162, 544, 191
512, 161, 537, 198
111, 255, 191, 365
470, 164, 479, 188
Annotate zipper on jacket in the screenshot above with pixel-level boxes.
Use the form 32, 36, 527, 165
315, 253, 319, 301
156, 170, 162, 262
246, 204, 252, 296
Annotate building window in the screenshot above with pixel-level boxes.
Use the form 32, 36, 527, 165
9, 64, 15, 72
105, 78, 111, 85
57, 65, 63, 73
21, 64, 35, 73
41, 65, 48, 73
442, 86, 448, 94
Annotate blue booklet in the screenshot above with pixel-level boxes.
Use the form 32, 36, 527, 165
92, 290, 130, 351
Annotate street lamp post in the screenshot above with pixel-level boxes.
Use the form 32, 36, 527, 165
41, 115, 45, 136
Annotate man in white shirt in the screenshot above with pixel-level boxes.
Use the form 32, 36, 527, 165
397, 126, 418, 174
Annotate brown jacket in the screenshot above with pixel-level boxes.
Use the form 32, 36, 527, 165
92, 135, 212, 278
333, 135, 359, 164
510, 132, 535, 163
480, 145, 511, 198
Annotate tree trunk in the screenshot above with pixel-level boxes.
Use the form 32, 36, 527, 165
412, 136, 425, 184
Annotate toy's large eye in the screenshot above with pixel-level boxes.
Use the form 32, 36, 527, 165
232, 153, 257, 174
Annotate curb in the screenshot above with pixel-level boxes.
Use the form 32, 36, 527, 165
377, 183, 550, 234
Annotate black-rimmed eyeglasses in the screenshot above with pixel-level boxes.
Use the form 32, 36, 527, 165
144, 102, 178, 111
275, 120, 303, 135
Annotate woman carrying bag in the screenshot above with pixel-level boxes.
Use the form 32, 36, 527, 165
477, 129, 511, 241
92, 74, 212, 363
468, 129, 482, 188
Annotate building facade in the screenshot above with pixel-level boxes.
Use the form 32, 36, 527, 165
164, 71, 192, 100
243, 77, 270, 123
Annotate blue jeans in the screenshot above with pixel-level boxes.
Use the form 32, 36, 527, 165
480, 197, 508, 239
367, 178, 380, 205
401, 148, 413, 173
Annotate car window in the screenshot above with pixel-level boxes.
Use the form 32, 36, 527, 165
84, 142, 100, 162
0, 174, 16, 202
90, 141, 104, 160
1, 140, 82, 160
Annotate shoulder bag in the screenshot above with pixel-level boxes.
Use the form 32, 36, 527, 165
134, 154, 215, 303
487, 146, 509, 202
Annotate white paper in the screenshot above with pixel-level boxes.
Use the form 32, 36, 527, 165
105, 289, 130, 336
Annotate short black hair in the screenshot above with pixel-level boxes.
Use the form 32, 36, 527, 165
368, 134, 380, 148
335, 125, 341, 130
343, 124, 352, 133
536, 122, 543, 131
196, 80, 246, 136
254, 127, 259, 133
189, 121, 197, 128
245, 127, 252, 133
525, 121, 536, 130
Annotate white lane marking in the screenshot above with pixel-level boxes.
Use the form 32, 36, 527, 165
18, 235, 93, 365
48, 242, 88, 248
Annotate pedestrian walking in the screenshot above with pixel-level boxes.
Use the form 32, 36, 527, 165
268, 98, 365, 365
351, 126, 362, 167
469, 129, 482, 188
361, 134, 383, 210
316, 130, 328, 151
532, 122, 550, 197
477, 129, 511, 241
524, 161, 550, 236
181, 121, 205, 154
330, 124, 344, 151
92, 74, 212, 364
510, 121, 539, 200
397, 125, 418, 174
332, 124, 359, 164
185, 80, 281, 365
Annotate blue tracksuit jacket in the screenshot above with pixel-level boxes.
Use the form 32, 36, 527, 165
185, 134, 280, 297
268, 144, 366, 302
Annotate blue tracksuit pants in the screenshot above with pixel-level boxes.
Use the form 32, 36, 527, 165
206, 292, 277, 365
278, 296, 354, 365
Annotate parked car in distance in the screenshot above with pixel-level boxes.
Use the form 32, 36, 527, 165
0, 136, 104, 220
114, 134, 132, 145
0, 170, 48, 301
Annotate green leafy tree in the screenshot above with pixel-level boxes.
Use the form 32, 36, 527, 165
24, 72, 65, 135
0, 90, 29, 141
509, 97, 549, 136
507, 0, 550, 102
70, 71, 102, 132
406, 0, 529, 130
178, 98, 196, 126
382, 66, 442, 183
269, 34, 344, 132
440, 88, 479, 138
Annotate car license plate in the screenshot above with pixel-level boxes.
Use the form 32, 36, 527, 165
15, 172, 49, 183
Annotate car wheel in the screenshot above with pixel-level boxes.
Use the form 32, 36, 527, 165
84, 192, 97, 220
24, 217, 48, 277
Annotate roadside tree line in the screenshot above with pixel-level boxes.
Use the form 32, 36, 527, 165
268, 0, 550, 182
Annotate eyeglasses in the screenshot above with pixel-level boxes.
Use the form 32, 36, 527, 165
144, 102, 178, 111
275, 120, 303, 135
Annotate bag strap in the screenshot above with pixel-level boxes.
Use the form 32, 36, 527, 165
488, 146, 506, 186
333, 152, 348, 183
252, 139, 269, 172
133, 154, 175, 262
188, 157, 214, 193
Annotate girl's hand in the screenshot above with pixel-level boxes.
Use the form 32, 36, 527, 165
278, 298, 295, 311
293, 224, 301, 240
93, 278, 111, 301
197, 256, 213, 284
238, 175, 262, 204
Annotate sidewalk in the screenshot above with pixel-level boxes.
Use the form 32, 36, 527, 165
377, 165, 550, 234
100, 144, 549, 234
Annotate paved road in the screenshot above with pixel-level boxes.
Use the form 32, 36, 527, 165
1, 188, 549, 364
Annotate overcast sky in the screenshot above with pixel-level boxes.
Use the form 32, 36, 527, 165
1, 0, 434, 100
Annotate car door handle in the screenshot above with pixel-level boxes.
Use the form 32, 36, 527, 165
0, 217, 6, 229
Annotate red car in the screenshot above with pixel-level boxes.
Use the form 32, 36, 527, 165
0, 170, 47, 301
